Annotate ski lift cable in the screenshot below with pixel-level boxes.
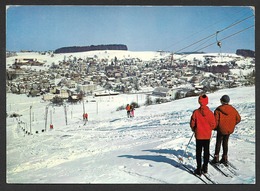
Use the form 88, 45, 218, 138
163, 8, 250, 51
172, 14, 254, 54
194, 25, 255, 52
168, 13, 254, 53
219, 25, 254, 44
175, 10, 251, 51
235, 8, 255, 22
191, 15, 253, 54
172, 34, 213, 57
191, 37, 214, 52
214, 14, 253, 45
216, 14, 254, 34
172, 25, 254, 62
173, 33, 216, 54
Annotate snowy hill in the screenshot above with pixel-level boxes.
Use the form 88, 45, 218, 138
6, 86, 255, 184
6, 50, 169, 68
6, 50, 254, 69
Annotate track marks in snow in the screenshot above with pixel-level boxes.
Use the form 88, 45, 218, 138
119, 167, 168, 183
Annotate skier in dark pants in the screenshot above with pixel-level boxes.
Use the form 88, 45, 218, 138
126, 104, 131, 118
211, 95, 241, 165
190, 94, 216, 175
83, 113, 88, 125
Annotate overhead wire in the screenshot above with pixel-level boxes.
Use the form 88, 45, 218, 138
169, 12, 254, 63
188, 11, 254, 53
214, 14, 254, 35
192, 37, 213, 53
193, 25, 254, 53
172, 14, 254, 54
163, 7, 248, 51
171, 24, 254, 62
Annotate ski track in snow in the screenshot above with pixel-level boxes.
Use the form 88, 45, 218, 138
6, 86, 255, 184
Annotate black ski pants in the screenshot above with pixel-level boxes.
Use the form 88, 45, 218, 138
127, 111, 130, 118
214, 132, 230, 156
196, 139, 210, 169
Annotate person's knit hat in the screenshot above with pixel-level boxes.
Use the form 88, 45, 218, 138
220, 95, 230, 103
198, 94, 208, 106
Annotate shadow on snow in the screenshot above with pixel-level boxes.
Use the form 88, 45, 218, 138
118, 149, 196, 174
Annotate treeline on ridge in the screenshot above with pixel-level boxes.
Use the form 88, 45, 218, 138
236, 49, 255, 58
54, 44, 128, 54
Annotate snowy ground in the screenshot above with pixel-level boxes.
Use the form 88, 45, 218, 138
6, 86, 255, 184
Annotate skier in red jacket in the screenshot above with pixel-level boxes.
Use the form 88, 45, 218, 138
211, 95, 241, 165
190, 94, 216, 175
126, 104, 131, 118
83, 113, 88, 125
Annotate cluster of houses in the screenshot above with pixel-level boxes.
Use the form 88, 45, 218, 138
6, 51, 255, 103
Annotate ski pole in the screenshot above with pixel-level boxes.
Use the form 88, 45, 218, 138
211, 130, 216, 141
179, 132, 194, 162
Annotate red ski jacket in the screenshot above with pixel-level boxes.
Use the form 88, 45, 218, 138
190, 105, 216, 140
126, 105, 131, 111
83, 113, 88, 119
214, 104, 241, 135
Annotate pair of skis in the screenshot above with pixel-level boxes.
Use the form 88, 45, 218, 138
178, 134, 217, 184
179, 161, 217, 184
178, 153, 238, 184
178, 133, 238, 184
209, 154, 238, 178
180, 157, 238, 184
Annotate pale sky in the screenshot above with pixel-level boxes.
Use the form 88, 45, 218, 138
6, 6, 255, 53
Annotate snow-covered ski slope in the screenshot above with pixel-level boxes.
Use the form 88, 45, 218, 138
6, 86, 255, 184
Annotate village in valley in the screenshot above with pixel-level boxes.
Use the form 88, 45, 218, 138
6, 48, 255, 105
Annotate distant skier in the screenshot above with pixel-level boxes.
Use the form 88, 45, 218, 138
211, 95, 241, 165
83, 113, 88, 124
130, 104, 135, 117
190, 94, 216, 175
126, 104, 131, 118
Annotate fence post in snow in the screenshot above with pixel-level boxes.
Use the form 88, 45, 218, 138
44, 105, 49, 132
64, 104, 68, 125
71, 104, 73, 119
82, 98, 85, 119
50, 109, 54, 129
50, 109, 52, 124
29, 106, 32, 135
